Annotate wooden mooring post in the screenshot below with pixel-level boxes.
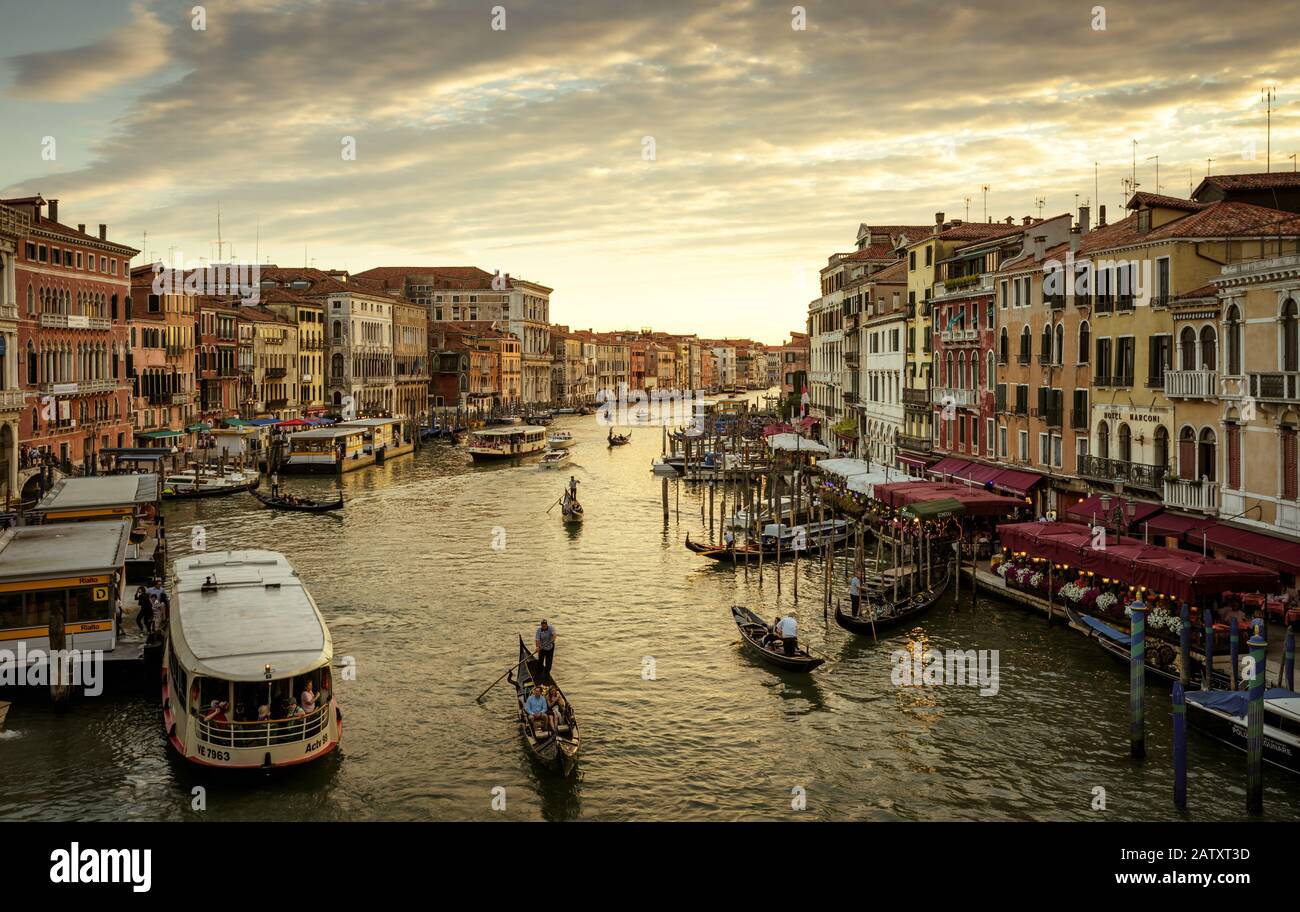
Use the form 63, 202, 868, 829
1247, 634, 1267, 815
1129, 603, 1147, 760
1172, 681, 1188, 811
1179, 603, 1191, 688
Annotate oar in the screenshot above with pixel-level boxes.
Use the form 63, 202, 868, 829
474, 658, 527, 702
545, 496, 564, 514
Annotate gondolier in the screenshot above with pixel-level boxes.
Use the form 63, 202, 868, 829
535, 619, 557, 673
775, 613, 798, 656
849, 573, 861, 616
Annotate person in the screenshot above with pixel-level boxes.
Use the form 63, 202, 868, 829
849, 573, 861, 617
300, 680, 317, 714
134, 586, 153, 634
257, 704, 271, 722
775, 613, 798, 656
535, 619, 557, 673
567, 475, 579, 500
203, 700, 228, 724
524, 685, 551, 735
723, 529, 735, 551
149, 594, 167, 631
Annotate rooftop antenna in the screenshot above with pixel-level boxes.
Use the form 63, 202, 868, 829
963, 196, 971, 221
1263, 86, 1277, 172
1035, 197, 1046, 219
1290, 152, 1298, 173
1146, 154, 1160, 193
1131, 139, 1139, 192
981, 185, 990, 223
1206, 157, 1214, 176
212, 201, 227, 263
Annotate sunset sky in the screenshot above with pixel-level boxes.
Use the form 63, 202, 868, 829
2, 0, 1298, 343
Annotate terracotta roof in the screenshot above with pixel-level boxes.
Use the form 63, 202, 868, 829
869, 259, 907, 283
1080, 201, 1300, 253
0, 197, 139, 255
1174, 283, 1217, 301
1194, 172, 1300, 194
1126, 191, 1206, 212
353, 266, 497, 289
843, 243, 900, 261
237, 305, 295, 325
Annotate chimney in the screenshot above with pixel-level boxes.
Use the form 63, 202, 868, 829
1098, 204, 1107, 227
1032, 235, 1046, 260
98, 224, 107, 240
1022, 215, 1033, 226
1078, 205, 1090, 233
1069, 224, 1081, 254
1004, 216, 1014, 225
77, 223, 85, 234
47, 199, 59, 222
935, 211, 945, 226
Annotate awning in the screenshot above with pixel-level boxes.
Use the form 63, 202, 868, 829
1196, 523, 1300, 575
990, 468, 1045, 496
136, 429, 183, 440
186, 423, 212, 433
223, 418, 254, 427
928, 457, 972, 477
276, 418, 310, 427
901, 497, 966, 520
1142, 511, 1215, 539
895, 454, 931, 471
1063, 494, 1163, 527
249, 418, 279, 426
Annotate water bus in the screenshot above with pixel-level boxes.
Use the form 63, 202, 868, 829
33, 475, 164, 583
162, 550, 341, 769
283, 417, 411, 473
468, 426, 547, 462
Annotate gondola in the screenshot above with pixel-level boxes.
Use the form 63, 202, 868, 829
607, 429, 631, 447
560, 490, 584, 523
250, 488, 345, 512
834, 563, 952, 635
684, 527, 849, 562
509, 636, 580, 775
1061, 602, 1230, 688
730, 605, 824, 672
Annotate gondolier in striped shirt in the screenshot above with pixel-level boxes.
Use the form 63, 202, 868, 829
535, 619, 557, 674
775, 613, 798, 656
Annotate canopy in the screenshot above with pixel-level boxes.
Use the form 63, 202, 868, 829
767, 433, 830, 455
1195, 523, 1300, 575
1142, 511, 1215, 539
928, 457, 971, 477
248, 417, 279, 426
845, 469, 916, 497
895, 454, 931, 472
223, 418, 254, 427
901, 497, 966, 520
1187, 688, 1299, 721
874, 481, 1025, 517
276, 418, 310, 427
762, 422, 795, 437
136, 429, 183, 440
817, 458, 875, 481
1063, 494, 1163, 527
186, 423, 212, 433
989, 468, 1045, 496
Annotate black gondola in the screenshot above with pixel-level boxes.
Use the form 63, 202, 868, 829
509, 636, 580, 775
834, 563, 952, 635
1061, 602, 1230, 688
730, 605, 824, 672
250, 489, 345, 512
685, 525, 850, 562
607, 429, 631, 447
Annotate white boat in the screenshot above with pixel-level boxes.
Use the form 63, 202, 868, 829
548, 431, 575, 449
1185, 687, 1300, 775
760, 519, 850, 552
539, 449, 572, 469
651, 459, 678, 476
162, 550, 342, 770
162, 466, 259, 498
468, 426, 547, 461
727, 496, 796, 530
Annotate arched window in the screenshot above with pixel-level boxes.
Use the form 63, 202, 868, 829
26, 284, 33, 314
1282, 414, 1298, 501
1179, 326, 1197, 370
331, 353, 344, 378
1118, 422, 1132, 463
1019, 326, 1031, 362
1098, 420, 1110, 460
999, 327, 1009, 362
1198, 427, 1217, 481
1078, 320, 1090, 364
1153, 425, 1169, 471
945, 351, 954, 387
1178, 426, 1196, 479
957, 351, 967, 388
1199, 326, 1217, 371
1040, 323, 1052, 362
1284, 299, 1299, 373
986, 350, 995, 389
1226, 304, 1242, 375
1054, 323, 1064, 365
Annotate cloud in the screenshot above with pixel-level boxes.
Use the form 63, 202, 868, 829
5, 3, 170, 101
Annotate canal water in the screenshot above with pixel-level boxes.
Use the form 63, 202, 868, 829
3, 396, 1299, 822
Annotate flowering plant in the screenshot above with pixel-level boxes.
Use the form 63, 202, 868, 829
1028, 571, 1044, 590
1057, 582, 1089, 603
1096, 592, 1118, 613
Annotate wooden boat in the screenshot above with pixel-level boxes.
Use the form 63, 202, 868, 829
1062, 603, 1230, 688
834, 563, 951, 635
539, 449, 571, 470
1185, 687, 1300, 775
510, 636, 580, 775
730, 605, 824, 672
525, 412, 554, 426
607, 429, 631, 447
560, 488, 584, 523
251, 489, 345, 512
684, 520, 850, 562
162, 467, 259, 499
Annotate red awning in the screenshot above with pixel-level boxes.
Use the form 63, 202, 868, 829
928, 457, 972, 477
956, 462, 1004, 485
1063, 494, 1163, 527
1196, 523, 1300, 576
1142, 511, 1215, 538
276, 418, 310, 427
990, 468, 1045, 496
895, 454, 930, 471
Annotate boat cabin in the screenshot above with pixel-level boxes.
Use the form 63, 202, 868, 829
467, 426, 547, 461
32, 475, 164, 583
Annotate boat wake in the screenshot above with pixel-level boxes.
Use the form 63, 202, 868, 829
0, 729, 23, 741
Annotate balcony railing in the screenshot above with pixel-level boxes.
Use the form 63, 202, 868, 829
265, 367, 288, 379
171, 391, 194, 405
939, 329, 979, 344
1031, 407, 1063, 428
902, 388, 929, 406
1247, 371, 1300, 402
844, 352, 860, 368
841, 391, 859, 405
1078, 455, 1166, 491
1163, 477, 1219, 513
897, 433, 932, 453
39, 379, 118, 396
931, 387, 978, 408
0, 389, 25, 410
1164, 369, 1218, 399
38, 313, 111, 330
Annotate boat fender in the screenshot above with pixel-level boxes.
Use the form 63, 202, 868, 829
335, 706, 343, 723
263, 752, 272, 770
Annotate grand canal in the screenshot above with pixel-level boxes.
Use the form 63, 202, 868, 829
3, 400, 1299, 822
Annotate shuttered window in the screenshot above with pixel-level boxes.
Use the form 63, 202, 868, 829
1284, 428, 1298, 501
1227, 423, 1241, 491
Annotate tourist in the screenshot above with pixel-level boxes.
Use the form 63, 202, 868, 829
524, 685, 551, 734
300, 680, 317, 713
775, 613, 798, 655
203, 700, 228, 724
849, 573, 861, 616
134, 586, 153, 634
257, 705, 271, 722
535, 619, 557, 673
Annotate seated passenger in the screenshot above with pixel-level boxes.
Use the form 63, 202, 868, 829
300, 680, 317, 713
257, 705, 271, 722
524, 685, 551, 734
203, 700, 228, 724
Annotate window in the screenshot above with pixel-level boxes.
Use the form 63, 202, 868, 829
998, 327, 1009, 363
1072, 388, 1088, 428
1198, 428, 1217, 482
1284, 299, 1299, 373
1155, 257, 1170, 305
1054, 323, 1064, 365
1149, 335, 1171, 387
1018, 326, 1031, 364
1000, 280, 1009, 309
1118, 423, 1132, 463
1015, 384, 1028, 415
1199, 326, 1217, 371
986, 418, 995, 455
909, 251, 916, 270
1039, 432, 1050, 466
1283, 423, 1298, 501
999, 425, 1008, 458
1226, 304, 1242, 375
1116, 337, 1135, 386
1179, 326, 1197, 371
925, 246, 932, 267
1178, 426, 1196, 480
1018, 430, 1029, 461
1078, 321, 1090, 363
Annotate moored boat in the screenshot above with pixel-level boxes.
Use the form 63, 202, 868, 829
833, 563, 952, 636
730, 605, 824, 672
162, 550, 342, 769
510, 636, 580, 775
162, 466, 259, 498
1061, 603, 1230, 688
1185, 687, 1300, 775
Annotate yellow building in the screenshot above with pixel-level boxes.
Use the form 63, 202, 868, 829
264, 290, 324, 416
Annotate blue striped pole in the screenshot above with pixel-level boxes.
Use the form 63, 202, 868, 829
1130, 604, 1147, 760
1230, 617, 1240, 689
1286, 628, 1295, 691
1172, 680, 1187, 811
1179, 603, 1191, 688
1247, 634, 1266, 815
1203, 611, 1214, 691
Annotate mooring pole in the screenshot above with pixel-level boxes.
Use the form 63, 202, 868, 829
1172, 680, 1187, 811
1203, 612, 1215, 691
1230, 617, 1241, 690
1285, 627, 1295, 691
1247, 634, 1267, 815
1130, 603, 1147, 760
1179, 602, 1191, 688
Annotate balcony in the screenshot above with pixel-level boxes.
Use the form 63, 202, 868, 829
0, 389, 25, 410
897, 433, 932, 453
842, 391, 859, 405
40, 379, 119, 396
265, 367, 288, 379
1031, 407, 1063, 428
38, 313, 111, 330
931, 387, 978, 408
1164, 369, 1218, 399
902, 388, 929, 406
844, 352, 860, 369
1163, 477, 1219, 513
171, 391, 194, 405
1247, 371, 1300, 402
1078, 455, 1166, 491
939, 328, 979, 345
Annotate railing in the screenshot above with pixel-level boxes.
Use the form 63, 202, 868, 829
171, 391, 194, 405
1018, 351, 1031, 365
265, 367, 288, 379
1116, 294, 1135, 312
897, 433, 932, 452
1070, 409, 1088, 429
0, 389, 25, 410
1164, 477, 1219, 513
196, 702, 331, 749
841, 391, 859, 404
1031, 406, 1063, 428
1247, 371, 1300, 402
931, 387, 978, 407
1046, 293, 1065, 310
902, 388, 929, 406
939, 329, 979, 344
1038, 353, 1053, 365
844, 352, 860, 368
39, 378, 118, 395
1164, 369, 1218, 399
38, 313, 111, 330
1078, 455, 1166, 491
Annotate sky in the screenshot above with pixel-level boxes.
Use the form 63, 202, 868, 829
1, 0, 1298, 345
